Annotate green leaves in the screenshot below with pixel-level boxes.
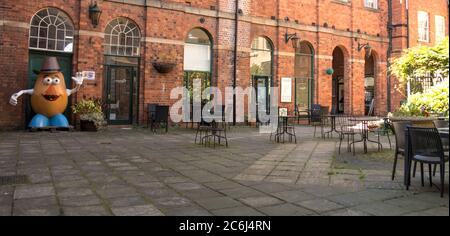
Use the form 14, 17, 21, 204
390, 37, 449, 83
394, 81, 449, 117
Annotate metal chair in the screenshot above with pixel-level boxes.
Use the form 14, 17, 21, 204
336, 115, 358, 155
151, 105, 169, 133
407, 126, 449, 198
391, 121, 412, 181
310, 104, 324, 138
434, 120, 449, 128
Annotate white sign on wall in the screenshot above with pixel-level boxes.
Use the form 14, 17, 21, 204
82, 71, 96, 81
281, 77, 292, 103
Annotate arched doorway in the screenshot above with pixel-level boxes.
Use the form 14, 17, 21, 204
295, 42, 314, 111
250, 36, 273, 122
183, 28, 212, 108
332, 47, 346, 114
104, 18, 141, 125
364, 53, 376, 115
28, 8, 75, 125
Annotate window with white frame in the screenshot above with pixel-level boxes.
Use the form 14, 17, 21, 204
435, 15, 446, 43
104, 18, 141, 57
364, 0, 378, 9
29, 8, 74, 53
418, 11, 430, 42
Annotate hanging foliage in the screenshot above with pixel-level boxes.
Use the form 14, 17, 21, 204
390, 37, 449, 83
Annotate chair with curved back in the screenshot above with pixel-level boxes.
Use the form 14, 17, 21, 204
391, 121, 412, 181
310, 104, 324, 138
407, 126, 448, 197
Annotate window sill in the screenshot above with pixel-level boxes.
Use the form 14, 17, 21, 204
331, 1, 351, 7
364, 7, 380, 13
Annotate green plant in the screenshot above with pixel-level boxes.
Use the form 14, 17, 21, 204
390, 37, 449, 84
72, 99, 106, 128
393, 81, 449, 117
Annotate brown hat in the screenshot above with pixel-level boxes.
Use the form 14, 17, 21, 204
40, 57, 61, 72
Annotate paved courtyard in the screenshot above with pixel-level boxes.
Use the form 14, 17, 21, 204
0, 126, 448, 216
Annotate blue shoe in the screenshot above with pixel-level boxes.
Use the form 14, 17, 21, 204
29, 114, 49, 128
49, 114, 69, 127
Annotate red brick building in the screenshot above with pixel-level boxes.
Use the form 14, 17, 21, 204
0, 0, 448, 129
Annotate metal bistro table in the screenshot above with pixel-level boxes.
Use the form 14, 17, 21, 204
272, 116, 297, 144
349, 117, 383, 154
199, 115, 228, 148
404, 127, 449, 187
323, 114, 340, 138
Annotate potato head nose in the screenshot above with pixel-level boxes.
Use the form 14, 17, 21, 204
45, 85, 57, 95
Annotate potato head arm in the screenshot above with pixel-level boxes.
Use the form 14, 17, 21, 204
67, 75, 85, 96
9, 89, 34, 106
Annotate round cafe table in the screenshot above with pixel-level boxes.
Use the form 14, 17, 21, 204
349, 117, 383, 154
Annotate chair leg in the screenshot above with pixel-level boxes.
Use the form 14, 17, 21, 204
428, 164, 433, 187
352, 134, 356, 156
413, 161, 418, 178
440, 163, 445, 198
313, 125, 317, 138
339, 134, 343, 155
392, 152, 398, 181
433, 164, 438, 177
387, 133, 392, 149
420, 163, 425, 187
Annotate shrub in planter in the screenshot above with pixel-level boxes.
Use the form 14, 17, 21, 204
72, 99, 106, 131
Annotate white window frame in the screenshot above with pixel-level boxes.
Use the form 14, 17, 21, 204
435, 15, 446, 43
29, 8, 74, 53
418, 11, 430, 42
364, 0, 378, 9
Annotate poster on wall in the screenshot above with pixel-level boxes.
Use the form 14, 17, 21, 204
281, 77, 292, 103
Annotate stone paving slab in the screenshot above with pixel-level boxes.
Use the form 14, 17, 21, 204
0, 126, 448, 216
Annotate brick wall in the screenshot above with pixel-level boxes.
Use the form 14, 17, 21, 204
0, 0, 448, 129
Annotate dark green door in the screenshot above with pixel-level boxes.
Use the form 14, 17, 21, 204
27, 51, 73, 125
105, 66, 137, 125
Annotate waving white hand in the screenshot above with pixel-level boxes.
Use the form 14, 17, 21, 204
72, 74, 85, 85
9, 89, 34, 106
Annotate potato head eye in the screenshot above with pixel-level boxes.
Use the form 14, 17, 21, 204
52, 78, 61, 85
43, 77, 53, 85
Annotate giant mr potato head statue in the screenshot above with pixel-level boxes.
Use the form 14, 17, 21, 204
9, 57, 84, 128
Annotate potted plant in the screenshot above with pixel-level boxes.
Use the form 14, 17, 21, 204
72, 98, 106, 131
152, 48, 177, 73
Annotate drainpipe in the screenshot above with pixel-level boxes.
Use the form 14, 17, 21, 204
387, 0, 393, 112
233, 0, 239, 126
406, 0, 410, 48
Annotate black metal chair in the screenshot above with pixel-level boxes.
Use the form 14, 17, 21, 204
391, 121, 412, 181
336, 115, 358, 155
370, 118, 392, 151
294, 105, 311, 125
151, 105, 169, 133
434, 120, 449, 129
407, 126, 449, 198
310, 104, 324, 138
147, 104, 158, 129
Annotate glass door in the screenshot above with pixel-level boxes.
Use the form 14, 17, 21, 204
253, 76, 270, 122
106, 66, 136, 124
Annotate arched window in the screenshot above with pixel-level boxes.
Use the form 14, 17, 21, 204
295, 42, 315, 110
250, 37, 273, 76
365, 53, 376, 115
184, 28, 212, 72
104, 18, 141, 56
29, 8, 74, 53
251, 37, 273, 120
183, 28, 213, 104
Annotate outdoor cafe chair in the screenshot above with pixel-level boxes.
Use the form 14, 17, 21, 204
310, 104, 325, 138
336, 115, 358, 155
391, 121, 413, 181
407, 126, 448, 198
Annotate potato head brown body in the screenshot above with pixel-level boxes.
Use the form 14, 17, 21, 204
9, 57, 84, 128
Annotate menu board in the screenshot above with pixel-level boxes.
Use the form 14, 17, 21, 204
281, 77, 292, 103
